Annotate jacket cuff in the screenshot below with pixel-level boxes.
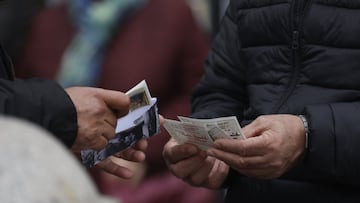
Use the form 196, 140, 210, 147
38, 80, 78, 148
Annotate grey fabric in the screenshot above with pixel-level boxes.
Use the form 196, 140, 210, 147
0, 116, 118, 203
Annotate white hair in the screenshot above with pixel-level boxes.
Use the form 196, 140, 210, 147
0, 116, 119, 203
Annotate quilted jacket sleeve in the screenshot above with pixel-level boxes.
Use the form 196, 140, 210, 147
0, 78, 77, 148
191, 3, 247, 121
293, 102, 360, 186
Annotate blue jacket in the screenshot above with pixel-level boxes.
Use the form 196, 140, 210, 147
0, 45, 77, 148
191, 0, 360, 201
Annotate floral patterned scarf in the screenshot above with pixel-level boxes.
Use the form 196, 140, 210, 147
56, 0, 146, 87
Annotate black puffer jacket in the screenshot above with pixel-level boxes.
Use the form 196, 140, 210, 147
0, 46, 77, 148
192, 0, 360, 202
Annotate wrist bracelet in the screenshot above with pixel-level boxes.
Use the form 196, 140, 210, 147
298, 115, 309, 149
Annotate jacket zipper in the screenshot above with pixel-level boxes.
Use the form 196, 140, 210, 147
271, 0, 306, 113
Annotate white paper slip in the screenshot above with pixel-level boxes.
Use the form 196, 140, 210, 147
163, 116, 245, 150
177, 116, 245, 139
81, 80, 160, 167
126, 80, 152, 111
163, 119, 213, 150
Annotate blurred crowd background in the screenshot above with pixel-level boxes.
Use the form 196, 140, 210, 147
0, 0, 229, 203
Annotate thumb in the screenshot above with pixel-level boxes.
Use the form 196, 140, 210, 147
159, 115, 165, 125
242, 118, 266, 139
96, 88, 130, 117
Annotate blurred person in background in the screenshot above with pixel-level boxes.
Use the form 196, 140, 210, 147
12, 0, 222, 203
0, 0, 148, 184
0, 0, 45, 59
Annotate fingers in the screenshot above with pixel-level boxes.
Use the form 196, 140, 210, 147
159, 114, 165, 125
241, 116, 270, 139
206, 115, 307, 179
184, 156, 216, 186
96, 156, 133, 179
212, 137, 267, 157
96, 89, 130, 117
67, 87, 132, 152
171, 150, 207, 179
163, 142, 200, 164
118, 148, 146, 162
101, 111, 117, 140
207, 146, 285, 179
163, 140, 208, 179
132, 139, 148, 151
162, 138, 230, 189
71, 131, 109, 152
113, 139, 148, 162
101, 127, 116, 142
92, 135, 109, 151
207, 147, 269, 170
207, 160, 230, 188
98, 140, 148, 178
91, 113, 116, 149
104, 113, 117, 128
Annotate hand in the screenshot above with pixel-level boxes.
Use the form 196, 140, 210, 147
159, 114, 165, 125
207, 114, 306, 179
96, 138, 148, 178
65, 87, 130, 153
163, 138, 229, 189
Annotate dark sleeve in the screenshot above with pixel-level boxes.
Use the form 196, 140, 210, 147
190, 2, 247, 120
0, 78, 77, 148
287, 102, 360, 186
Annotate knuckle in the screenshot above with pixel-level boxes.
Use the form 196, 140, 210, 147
172, 169, 188, 179
236, 158, 248, 167
93, 107, 105, 117
83, 134, 93, 143
239, 148, 247, 156
123, 96, 131, 109
261, 138, 270, 150
266, 143, 276, 152
107, 132, 116, 139
188, 176, 204, 187
262, 136, 275, 150
163, 149, 175, 161
94, 141, 107, 150
270, 160, 283, 170
81, 130, 97, 146
257, 115, 268, 123
87, 102, 106, 116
